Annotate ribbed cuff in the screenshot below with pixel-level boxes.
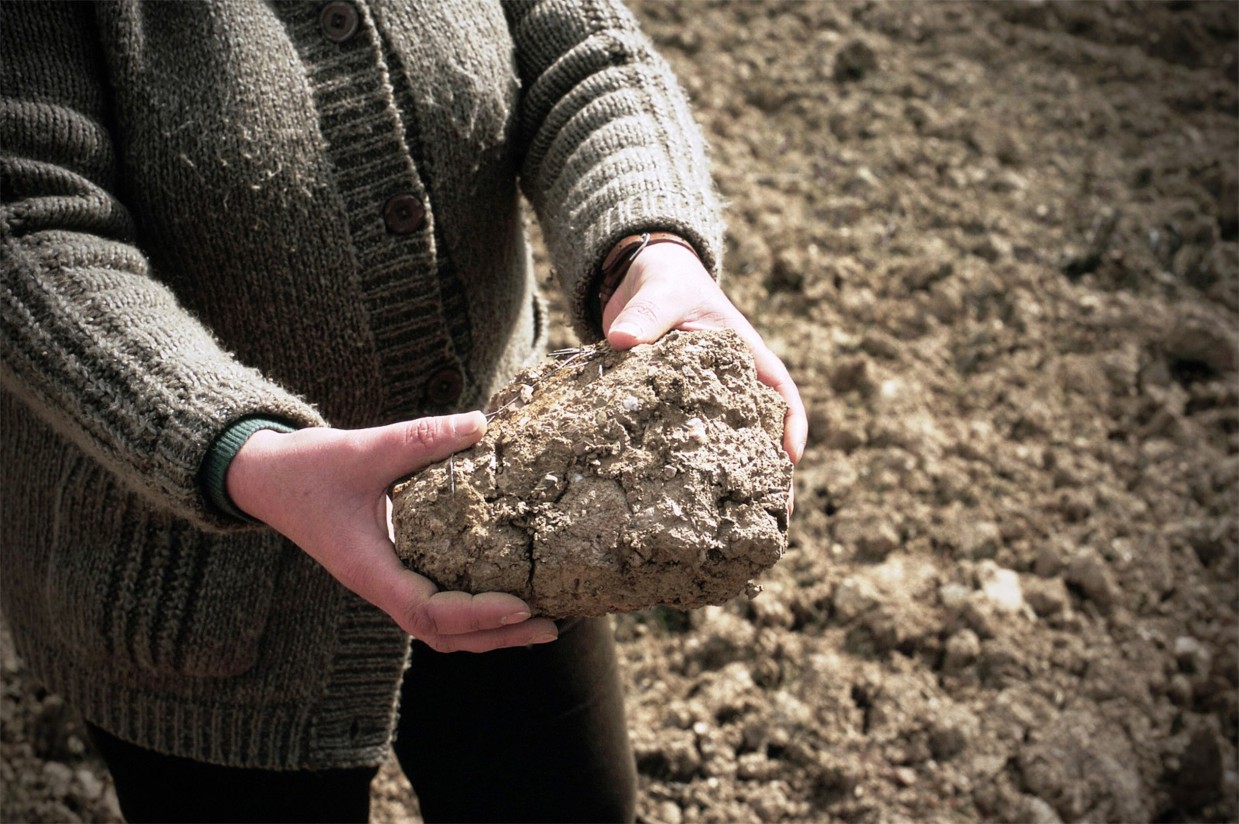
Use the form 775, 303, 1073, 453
201, 417, 299, 524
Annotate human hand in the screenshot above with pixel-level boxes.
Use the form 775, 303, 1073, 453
601, 241, 808, 465
224, 413, 558, 652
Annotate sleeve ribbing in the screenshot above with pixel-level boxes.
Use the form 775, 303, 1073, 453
505, 0, 726, 340
199, 417, 300, 524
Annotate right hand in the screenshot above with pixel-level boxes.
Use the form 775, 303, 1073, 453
224, 412, 558, 653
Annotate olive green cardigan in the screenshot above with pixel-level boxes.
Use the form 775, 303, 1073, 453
0, 0, 722, 769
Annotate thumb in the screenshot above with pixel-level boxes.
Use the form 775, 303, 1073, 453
359, 411, 487, 483
606, 286, 678, 350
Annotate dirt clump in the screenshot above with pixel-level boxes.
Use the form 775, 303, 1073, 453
392, 329, 793, 619
4, 3, 1238, 823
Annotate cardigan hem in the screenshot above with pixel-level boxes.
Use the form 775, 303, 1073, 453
9, 612, 406, 771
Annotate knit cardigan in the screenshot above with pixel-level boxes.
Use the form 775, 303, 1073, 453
0, 0, 723, 769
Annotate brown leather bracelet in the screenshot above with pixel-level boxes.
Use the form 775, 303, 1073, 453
596, 231, 702, 319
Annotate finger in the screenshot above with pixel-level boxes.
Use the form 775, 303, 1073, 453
404, 592, 559, 652
325, 531, 558, 649
416, 590, 538, 635
418, 620, 560, 654
693, 318, 808, 465
356, 411, 487, 483
753, 349, 808, 464
604, 278, 681, 349
784, 409, 808, 465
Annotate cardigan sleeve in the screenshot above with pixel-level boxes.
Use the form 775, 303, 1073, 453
0, 1, 326, 529
505, 0, 726, 340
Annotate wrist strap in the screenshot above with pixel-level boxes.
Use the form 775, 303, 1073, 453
597, 231, 701, 318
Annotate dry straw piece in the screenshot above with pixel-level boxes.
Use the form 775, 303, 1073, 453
392, 329, 793, 618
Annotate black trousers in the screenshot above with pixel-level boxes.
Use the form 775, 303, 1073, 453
87, 617, 636, 823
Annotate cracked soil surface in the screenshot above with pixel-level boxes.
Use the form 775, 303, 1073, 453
2, 2, 1237, 823
392, 330, 793, 619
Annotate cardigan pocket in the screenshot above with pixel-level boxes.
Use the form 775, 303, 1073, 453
45, 455, 282, 678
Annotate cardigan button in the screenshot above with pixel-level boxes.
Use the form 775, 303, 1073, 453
384, 194, 425, 234
319, 2, 359, 43
426, 368, 465, 406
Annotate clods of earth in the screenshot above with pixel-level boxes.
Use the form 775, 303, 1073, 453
393, 330, 792, 619
2, 2, 1236, 822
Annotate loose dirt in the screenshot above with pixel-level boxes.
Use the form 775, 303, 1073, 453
2, 2, 1236, 822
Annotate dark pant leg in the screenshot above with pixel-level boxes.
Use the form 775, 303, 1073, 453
394, 617, 637, 824
85, 723, 377, 824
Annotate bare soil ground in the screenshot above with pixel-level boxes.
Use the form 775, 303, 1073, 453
3, 2, 1236, 822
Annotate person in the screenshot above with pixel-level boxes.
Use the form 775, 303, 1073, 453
0, 0, 806, 821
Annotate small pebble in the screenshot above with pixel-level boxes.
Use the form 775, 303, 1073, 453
657, 800, 683, 824
1067, 548, 1117, 609
943, 629, 981, 672
74, 767, 104, 801
975, 561, 1024, 613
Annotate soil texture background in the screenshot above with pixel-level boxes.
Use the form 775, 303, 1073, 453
2, 2, 1236, 822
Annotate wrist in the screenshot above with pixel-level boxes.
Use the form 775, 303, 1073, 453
595, 232, 701, 324
202, 417, 297, 523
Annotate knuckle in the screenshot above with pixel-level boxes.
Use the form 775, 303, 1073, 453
402, 417, 441, 451
623, 298, 662, 326
461, 596, 485, 634
405, 602, 443, 641
425, 634, 460, 654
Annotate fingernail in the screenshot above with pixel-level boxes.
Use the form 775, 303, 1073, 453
500, 610, 530, 626
457, 412, 485, 437
531, 632, 558, 644
611, 322, 641, 341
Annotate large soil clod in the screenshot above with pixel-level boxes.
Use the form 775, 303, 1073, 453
392, 329, 793, 619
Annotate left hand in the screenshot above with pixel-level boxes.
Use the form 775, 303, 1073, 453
601, 241, 808, 466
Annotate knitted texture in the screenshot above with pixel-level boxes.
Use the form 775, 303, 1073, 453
0, 0, 723, 769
